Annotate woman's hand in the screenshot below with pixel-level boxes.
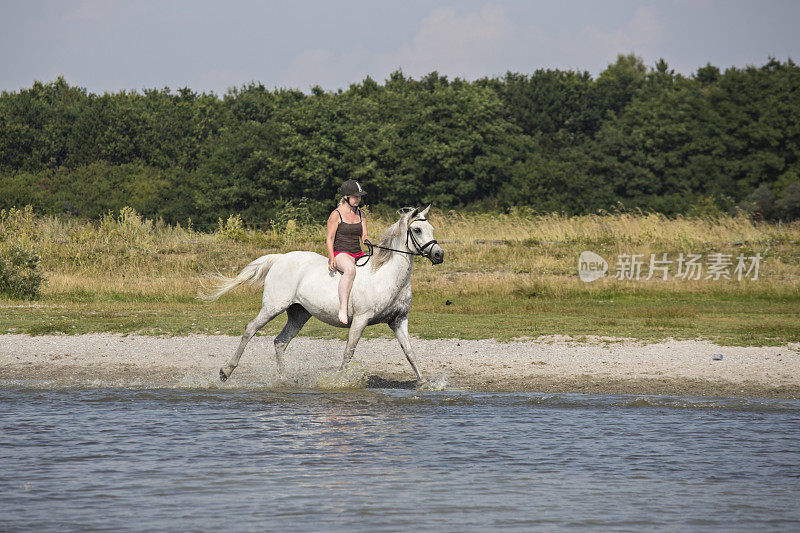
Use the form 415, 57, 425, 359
328, 256, 337, 272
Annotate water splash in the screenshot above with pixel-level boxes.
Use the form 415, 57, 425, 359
314, 361, 368, 390
175, 366, 227, 389
420, 373, 449, 391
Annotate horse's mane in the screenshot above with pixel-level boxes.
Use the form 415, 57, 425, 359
371, 220, 402, 271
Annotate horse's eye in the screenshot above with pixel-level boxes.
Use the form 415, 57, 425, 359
414, 228, 421, 233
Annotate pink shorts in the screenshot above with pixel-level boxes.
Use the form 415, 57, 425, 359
333, 250, 365, 259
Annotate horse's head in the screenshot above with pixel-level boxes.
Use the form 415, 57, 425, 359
400, 205, 444, 264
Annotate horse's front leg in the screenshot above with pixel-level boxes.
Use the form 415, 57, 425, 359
389, 314, 425, 384
339, 315, 369, 370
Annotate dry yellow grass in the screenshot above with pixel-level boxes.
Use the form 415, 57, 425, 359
2, 205, 798, 299
2, 206, 799, 344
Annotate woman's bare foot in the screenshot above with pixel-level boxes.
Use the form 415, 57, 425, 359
338, 309, 348, 325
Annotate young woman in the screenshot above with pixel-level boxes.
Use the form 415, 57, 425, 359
326, 179, 371, 325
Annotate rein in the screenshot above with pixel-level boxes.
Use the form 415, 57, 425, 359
355, 218, 438, 267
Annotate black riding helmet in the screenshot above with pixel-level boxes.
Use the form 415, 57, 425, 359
339, 179, 366, 197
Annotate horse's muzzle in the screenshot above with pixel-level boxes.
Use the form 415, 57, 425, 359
430, 246, 444, 264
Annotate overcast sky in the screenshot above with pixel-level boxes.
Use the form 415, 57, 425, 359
1, 0, 798, 95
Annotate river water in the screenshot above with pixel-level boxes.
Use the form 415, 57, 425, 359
1, 384, 799, 532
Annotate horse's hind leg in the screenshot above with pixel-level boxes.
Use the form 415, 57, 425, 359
273, 304, 311, 375
220, 306, 281, 382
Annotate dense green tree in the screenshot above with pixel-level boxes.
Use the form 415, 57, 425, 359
594, 54, 647, 118
1, 57, 799, 222
776, 181, 800, 219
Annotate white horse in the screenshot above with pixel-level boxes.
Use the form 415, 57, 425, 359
201, 206, 444, 384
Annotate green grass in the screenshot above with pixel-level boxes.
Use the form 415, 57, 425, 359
2, 288, 798, 346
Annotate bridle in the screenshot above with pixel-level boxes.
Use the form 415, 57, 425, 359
405, 217, 439, 258
355, 216, 439, 267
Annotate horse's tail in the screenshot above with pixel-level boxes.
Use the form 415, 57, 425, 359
198, 254, 282, 302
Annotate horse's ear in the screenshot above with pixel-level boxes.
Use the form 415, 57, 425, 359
420, 204, 431, 218
400, 207, 419, 232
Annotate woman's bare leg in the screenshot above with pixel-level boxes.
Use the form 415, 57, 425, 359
335, 253, 356, 325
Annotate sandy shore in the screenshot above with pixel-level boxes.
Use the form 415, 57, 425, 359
1, 333, 798, 398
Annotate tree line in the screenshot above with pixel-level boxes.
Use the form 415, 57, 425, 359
1, 54, 798, 228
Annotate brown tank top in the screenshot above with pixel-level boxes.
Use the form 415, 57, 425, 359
333, 209, 362, 254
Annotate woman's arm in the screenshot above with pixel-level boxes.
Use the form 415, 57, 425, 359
360, 211, 370, 244
326, 211, 339, 271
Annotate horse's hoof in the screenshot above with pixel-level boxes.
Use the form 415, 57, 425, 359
219, 368, 228, 382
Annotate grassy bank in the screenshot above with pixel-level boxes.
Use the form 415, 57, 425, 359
1, 206, 799, 345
